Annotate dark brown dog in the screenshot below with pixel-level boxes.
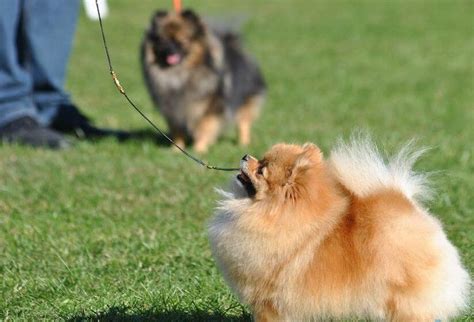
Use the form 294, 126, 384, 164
141, 9, 266, 153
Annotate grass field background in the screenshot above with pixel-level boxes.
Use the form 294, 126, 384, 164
1, 0, 473, 320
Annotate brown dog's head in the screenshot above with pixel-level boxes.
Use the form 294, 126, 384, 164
237, 143, 324, 201
146, 9, 205, 68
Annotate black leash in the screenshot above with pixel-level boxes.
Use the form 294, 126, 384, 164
94, 0, 239, 172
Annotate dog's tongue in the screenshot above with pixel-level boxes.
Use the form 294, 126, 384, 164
166, 53, 181, 65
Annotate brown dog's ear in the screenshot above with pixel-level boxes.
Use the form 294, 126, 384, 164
181, 9, 205, 37
298, 143, 323, 165
289, 143, 323, 180
302, 143, 320, 153
284, 144, 322, 200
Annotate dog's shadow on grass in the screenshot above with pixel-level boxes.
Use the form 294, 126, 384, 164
115, 129, 172, 147
117, 128, 240, 148
67, 306, 251, 322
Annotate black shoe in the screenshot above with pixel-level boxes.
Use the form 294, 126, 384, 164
50, 104, 130, 140
0, 116, 70, 149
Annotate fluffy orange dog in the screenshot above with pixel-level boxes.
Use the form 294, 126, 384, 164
209, 138, 470, 321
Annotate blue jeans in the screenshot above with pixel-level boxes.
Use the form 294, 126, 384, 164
0, 0, 80, 127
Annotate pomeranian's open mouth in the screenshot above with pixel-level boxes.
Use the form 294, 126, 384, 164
237, 170, 256, 197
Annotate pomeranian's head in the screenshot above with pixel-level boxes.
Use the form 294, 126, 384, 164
146, 9, 205, 68
217, 143, 347, 234
236, 143, 324, 202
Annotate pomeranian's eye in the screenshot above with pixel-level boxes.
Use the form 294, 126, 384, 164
257, 163, 267, 176
257, 165, 265, 175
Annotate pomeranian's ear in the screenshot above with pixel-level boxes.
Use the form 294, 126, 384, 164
284, 144, 322, 199
181, 9, 205, 37
290, 143, 323, 179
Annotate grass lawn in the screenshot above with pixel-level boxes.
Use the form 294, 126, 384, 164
1, 0, 472, 320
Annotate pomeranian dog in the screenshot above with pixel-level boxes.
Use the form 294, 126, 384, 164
141, 9, 266, 153
209, 137, 470, 321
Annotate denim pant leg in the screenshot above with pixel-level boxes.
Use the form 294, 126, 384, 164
23, 0, 80, 126
0, 1, 38, 127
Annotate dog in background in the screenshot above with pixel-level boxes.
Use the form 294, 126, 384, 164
209, 137, 470, 321
141, 9, 266, 153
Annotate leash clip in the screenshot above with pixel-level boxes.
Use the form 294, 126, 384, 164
110, 71, 125, 94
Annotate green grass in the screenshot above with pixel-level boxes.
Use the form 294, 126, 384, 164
1, 0, 473, 320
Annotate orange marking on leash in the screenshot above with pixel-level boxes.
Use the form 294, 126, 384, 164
173, 0, 182, 13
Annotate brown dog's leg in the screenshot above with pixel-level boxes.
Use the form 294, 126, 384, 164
254, 302, 282, 322
193, 115, 221, 153
386, 297, 437, 322
389, 314, 435, 322
236, 94, 264, 146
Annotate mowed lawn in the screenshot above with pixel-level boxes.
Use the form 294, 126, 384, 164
1, 0, 472, 320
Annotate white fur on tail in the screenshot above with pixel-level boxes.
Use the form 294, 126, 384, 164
329, 135, 432, 202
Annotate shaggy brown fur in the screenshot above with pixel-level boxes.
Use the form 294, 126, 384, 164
141, 9, 265, 153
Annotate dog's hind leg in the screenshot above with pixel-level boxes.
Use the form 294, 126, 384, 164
253, 301, 285, 322
236, 94, 264, 146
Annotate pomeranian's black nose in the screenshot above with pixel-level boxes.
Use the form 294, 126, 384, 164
242, 154, 249, 161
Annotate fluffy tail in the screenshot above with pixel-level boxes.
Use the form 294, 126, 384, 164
329, 135, 432, 202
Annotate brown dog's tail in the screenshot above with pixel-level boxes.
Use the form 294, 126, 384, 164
328, 134, 433, 203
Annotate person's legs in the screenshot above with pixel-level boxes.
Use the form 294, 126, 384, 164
0, 1, 69, 148
0, 0, 38, 127
22, 0, 80, 125
22, 0, 128, 140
